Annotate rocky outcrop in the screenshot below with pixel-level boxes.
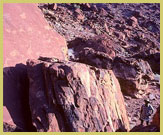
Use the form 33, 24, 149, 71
27, 57, 130, 132
69, 39, 155, 98
3, 3, 68, 67
113, 57, 154, 98
133, 51, 160, 74
3, 3, 160, 132
3, 3, 68, 132
67, 35, 116, 69
76, 47, 113, 70
68, 35, 116, 59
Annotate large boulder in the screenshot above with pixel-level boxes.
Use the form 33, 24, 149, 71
3, 3, 68, 131
67, 35, 116, 69
68, 35, 116, 60
145, 53, 160, 74
26, 57, 130, 132
133, 50, 160, 74
76, 47, 113, 69
3, 3, 68, 67
113, 57, 154, 98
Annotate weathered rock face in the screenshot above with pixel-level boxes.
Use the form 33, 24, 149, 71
133, 51, 160, 74
113, 57, 154, 98
3, 3, 68, 67
3, 3, 68, 132
68, 35, 116, 59
72, 45, 155, 99
27, 58, 130, 132
67, 35, 116, 70
68, 36, 156, 99
76, 47, 113, 70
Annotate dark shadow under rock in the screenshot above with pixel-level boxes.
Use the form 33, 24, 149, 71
3, 64, 36, 132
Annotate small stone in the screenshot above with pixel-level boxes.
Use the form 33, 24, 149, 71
149, 93, 155, 100
133, 113, 139, 117
130, 123, 136, 129
75, 8, 82, 14
100, 8, 108, 16
128, 16, 139, 27
77, 14, 85, 21
124, 96, 131, 100
104, 23, 109, 33
155, 94, 160, 99
92, 5, 98, 12
53, 3, 57, 10
85, 3, 91, 8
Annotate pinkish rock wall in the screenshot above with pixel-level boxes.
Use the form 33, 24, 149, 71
3, 3, 68, 131
3, 3, 68, 67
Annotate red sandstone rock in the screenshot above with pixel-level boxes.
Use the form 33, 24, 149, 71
92, 5, 98, 12
53, 3, 57, 10
100, 8, 108, 16
77, 47, 113, 70
3, 3, 68, 67
3, 107, 15, 126
75, 8, 82, 14
104, 23, 110, 33
3, 3, 68, 132
85, 3, 91, 8
130, 16, 138, 27
113, 57, 154, 98
133, 52, 160, 74
75, 8, 85, 22
77, 14, 85, 22
68, 35, 116, 59
27, 57, 130, 132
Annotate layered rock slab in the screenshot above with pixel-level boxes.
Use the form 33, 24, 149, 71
3, 3, 68, 67
69, 42, 155, 98
27, 58, 130, 132
113, 57, 154, 98
3, 3, 68, 131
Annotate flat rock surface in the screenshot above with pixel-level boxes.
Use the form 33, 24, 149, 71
3, 3, 68, 67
